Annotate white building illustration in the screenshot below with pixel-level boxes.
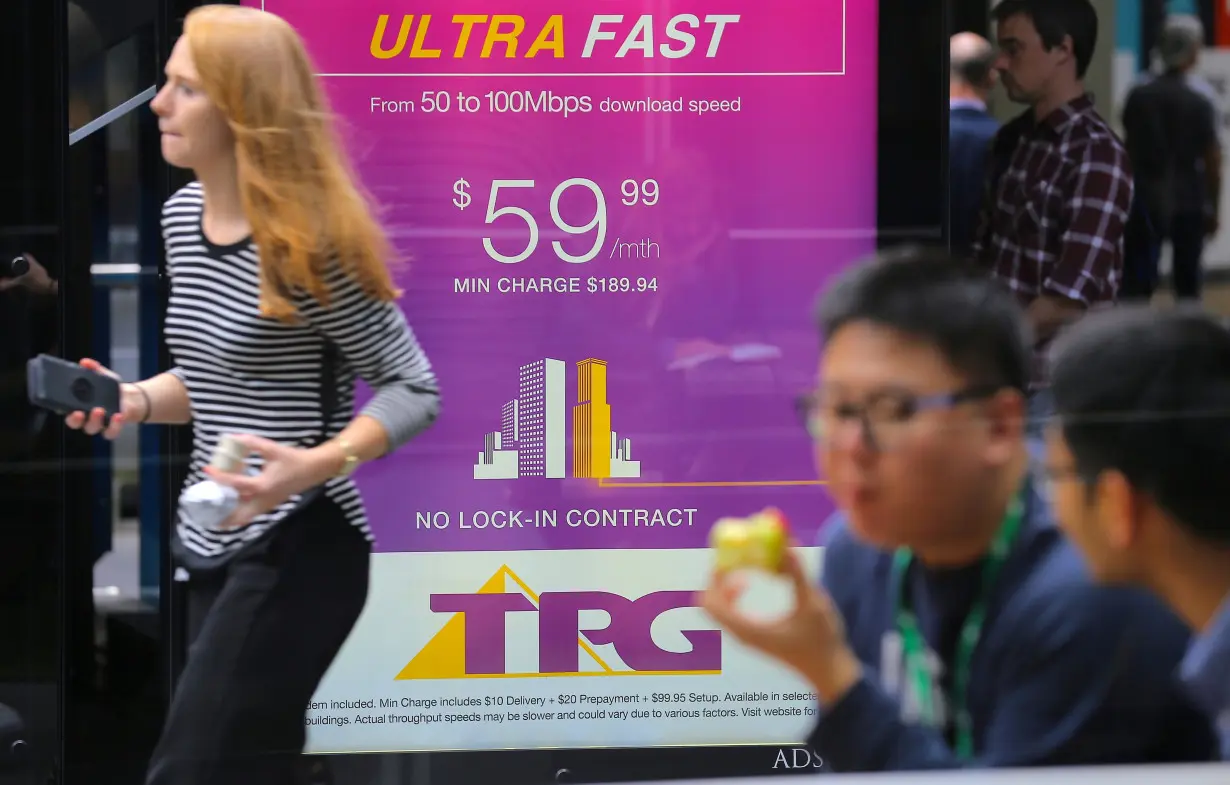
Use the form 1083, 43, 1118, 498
609, 431, 641, 478
473, 357, 639, 481
473, 430, 518, 480
473, 358, 566, 480
518, 359, 566, 478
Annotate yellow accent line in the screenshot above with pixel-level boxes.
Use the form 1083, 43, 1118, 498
501, 566, 615, 674
597, 478, 828, 488
501, 565, 541, 603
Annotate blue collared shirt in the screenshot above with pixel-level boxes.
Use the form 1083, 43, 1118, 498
949, 97, 987, 113
948, 96, 998, 257
1180, 595, 1230, 759
808, 478, 1216, 770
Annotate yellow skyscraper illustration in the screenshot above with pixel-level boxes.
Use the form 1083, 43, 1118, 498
572, 359, 612, 479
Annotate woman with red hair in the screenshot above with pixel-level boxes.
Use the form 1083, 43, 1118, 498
66, 6, 440, 782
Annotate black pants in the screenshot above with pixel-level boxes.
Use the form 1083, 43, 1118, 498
1121, 202, 1160, 301
1168, 211, 1206, 301
1122, 209, 1206, 302
145, 498, 370, 785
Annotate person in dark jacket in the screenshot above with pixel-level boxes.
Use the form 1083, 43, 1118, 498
1121, 22, 1221, 301
702, 247, 1216, 771
1047, 306, 1230, 759
949, 32, 1000, 257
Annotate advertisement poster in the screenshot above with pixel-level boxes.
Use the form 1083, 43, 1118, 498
248, 0, 877, 753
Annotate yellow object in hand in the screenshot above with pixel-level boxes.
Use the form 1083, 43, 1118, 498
709, 508, 790, 573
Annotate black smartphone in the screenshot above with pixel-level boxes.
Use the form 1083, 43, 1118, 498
26, 354, 122, 420
1, 254, 30, 279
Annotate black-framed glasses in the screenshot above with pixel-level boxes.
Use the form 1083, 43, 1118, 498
795, 385, 1002, 452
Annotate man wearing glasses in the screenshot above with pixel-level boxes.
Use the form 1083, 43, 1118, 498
1046, 306, 1230, 759
703, 248, 1215, 771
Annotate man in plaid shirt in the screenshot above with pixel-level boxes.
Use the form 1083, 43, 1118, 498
973, 0, 1133, 433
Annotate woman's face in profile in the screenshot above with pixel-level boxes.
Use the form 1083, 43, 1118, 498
150, 37, 233, 170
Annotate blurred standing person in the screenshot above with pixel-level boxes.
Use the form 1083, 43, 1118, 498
1046, 306, 1230, 757
949, 32, 1001, 257
973, 0, 1133, 434
1121, 23, 1221, 302
63, 6, 440, 784
1144, 14, 1223, 130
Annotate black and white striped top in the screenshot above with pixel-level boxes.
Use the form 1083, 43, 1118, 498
162, 182, 440, 558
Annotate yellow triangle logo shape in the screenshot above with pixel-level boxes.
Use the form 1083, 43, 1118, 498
394, 567, 508, 680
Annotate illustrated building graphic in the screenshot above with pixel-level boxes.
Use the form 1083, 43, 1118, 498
518, 359, 566, 478
473, 357, 640, 480
572, 359, 612, 479
501, 399, 518, 446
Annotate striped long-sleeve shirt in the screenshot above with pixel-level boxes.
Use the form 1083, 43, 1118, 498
162, 182, 439, 558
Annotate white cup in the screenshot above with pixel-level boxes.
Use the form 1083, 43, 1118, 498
208, 434, 250, 474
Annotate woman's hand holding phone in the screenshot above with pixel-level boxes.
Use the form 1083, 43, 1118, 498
63, 358, 146, 439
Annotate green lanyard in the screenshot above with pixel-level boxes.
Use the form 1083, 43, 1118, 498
890, 495, 1024, 760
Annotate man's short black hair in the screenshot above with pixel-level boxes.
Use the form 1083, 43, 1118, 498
1050, 307, 1230, 546
993, 0, 1099, 79
816, 246, 1033, 393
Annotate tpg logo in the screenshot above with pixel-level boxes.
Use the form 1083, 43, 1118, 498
395, 565, 722, 679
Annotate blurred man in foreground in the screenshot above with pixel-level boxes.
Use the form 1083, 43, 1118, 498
703, 248, 1215, 771
1047, 307, 1230, 757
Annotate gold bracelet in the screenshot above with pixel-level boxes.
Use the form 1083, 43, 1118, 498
334, 436, 360, 477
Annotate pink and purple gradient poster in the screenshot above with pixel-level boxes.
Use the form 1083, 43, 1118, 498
238, 0, 881, 753
245, 0, 879, 555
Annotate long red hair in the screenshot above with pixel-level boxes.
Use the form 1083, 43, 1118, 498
183, 5, 400, 321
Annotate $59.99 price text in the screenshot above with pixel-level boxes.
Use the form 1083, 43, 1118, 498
452, 177, 659, 265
